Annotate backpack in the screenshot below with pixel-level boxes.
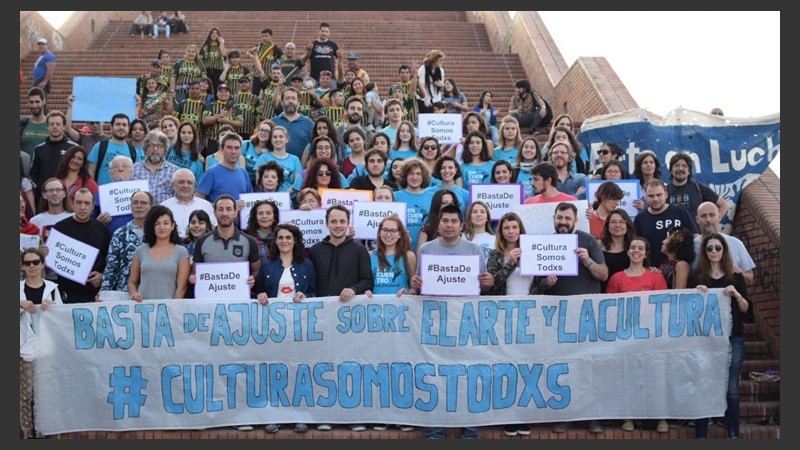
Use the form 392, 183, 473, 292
95, 140, 137, 180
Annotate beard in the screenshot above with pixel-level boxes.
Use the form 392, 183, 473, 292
347, 113, 362, 124
283, 103, 297, 115
556, 224, 574, 234
148, 153, 163, 164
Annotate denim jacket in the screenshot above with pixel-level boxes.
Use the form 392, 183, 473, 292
254, 257, 317, 299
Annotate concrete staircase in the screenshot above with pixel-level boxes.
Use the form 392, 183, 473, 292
20, 11, 780, 440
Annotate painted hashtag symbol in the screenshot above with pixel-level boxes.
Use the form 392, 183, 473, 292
428, 264, 433, 271
107, 366, 148, 419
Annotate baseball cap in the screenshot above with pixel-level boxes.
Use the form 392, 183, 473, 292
237, 75, 251, 83
151, 59, 162, 67
217, 83, 231, 92
346, 51, 359, 59
36, 37, 47, 45
290, 75, 303, 82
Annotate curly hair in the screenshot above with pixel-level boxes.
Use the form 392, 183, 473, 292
53, 146, 91, 183
143, 205, 181, 246
267, 223, 305, 262
246, 199, 279, 237
301, 157, 342, 190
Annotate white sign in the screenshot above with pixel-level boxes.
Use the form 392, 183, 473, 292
469, 183, 523, 219
514, 200, 590, 234
34, 290, 731, 434
238, 192, 292, 229
419, 254, 480, 296
585, 179, 641, 218
98, 180, 149, 216
20, 233, 40, 251
519, 234, 579, 276
44, 229, 100, 285
417, 113, 463, 144
194, 261, 250, 301
351, 201, 407, 240
280, 209, 327, 248
320, 188, 372, 211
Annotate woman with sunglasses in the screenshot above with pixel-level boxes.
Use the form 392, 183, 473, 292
301, 157, 344, 191
417, 136, 442, 185
592, 142, 626, 179
20, 248, 62, 438
692, 233, 754, 439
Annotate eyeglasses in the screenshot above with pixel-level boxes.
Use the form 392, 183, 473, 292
131, 200, 152, 206
422, 144, 438, 150
706, 245, 723, 253
22, 259, 42, 267
380, 228, 400, 235
317, 171, 332, 177
598, 149, 610, 156
44, 188, 65, 193
147, 143, 166, 149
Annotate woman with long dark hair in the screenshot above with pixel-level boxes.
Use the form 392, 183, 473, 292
473, 90, 499, 144
54, 145, 98, 208
244, 199, 280, 259
441, 78, 469, 114
181, 209, 212, 299
599, 209, 635, 293
165, 121, 204, 182
691, 233, 754, 439
198, 28, 228, 89
631, 151, 663, 211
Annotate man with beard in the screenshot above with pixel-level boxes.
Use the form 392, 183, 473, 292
99, 190, 153, 294
30, 178, 72, 281
132, 130, 180, 204
20, 87, 49, 163
634, 179, 698, 267
65, 94, 111, 153
191, 194, 260, 293
348, 148, 397, 191
666, 153, 728, 228
548, 141, 588, 200
50, 188, 111, 303
161, 168, 216, 239
30, 110, 79, 202
271, 88, 314, 160
336, 96, 373, 155
87, 113, 136, 185
530, 202, 608, 435
523, 161, 576, 204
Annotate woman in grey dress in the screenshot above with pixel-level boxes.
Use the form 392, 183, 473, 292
128, 205, 190, 301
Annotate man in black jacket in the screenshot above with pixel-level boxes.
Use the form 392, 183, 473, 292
309, 205, 373, 301
29, 110, 79, 204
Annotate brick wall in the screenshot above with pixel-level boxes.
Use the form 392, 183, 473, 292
731, 168, 781, 359
20, 11, 60, 59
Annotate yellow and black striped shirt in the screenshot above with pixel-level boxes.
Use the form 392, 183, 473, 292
202, 100, 243, 141
233, 91, 260, 136
258, 81, 283, 120
199, 43, 224, 70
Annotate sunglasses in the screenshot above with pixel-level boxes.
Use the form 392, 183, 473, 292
706, 245, 723, 253
422, 144, 438, 150
317, 171, 332, 177
22, 259, 42, 267
598, 149, 610, 156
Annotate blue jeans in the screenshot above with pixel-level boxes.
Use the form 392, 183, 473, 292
425, 427, 477, 439
695, 336, 744, 438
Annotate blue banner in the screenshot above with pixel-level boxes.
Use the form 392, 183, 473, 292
578, 108, 780, 228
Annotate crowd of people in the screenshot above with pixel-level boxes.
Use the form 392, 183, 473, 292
20, 18, 753, 440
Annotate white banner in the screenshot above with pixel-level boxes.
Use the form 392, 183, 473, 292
419, 254, 481, 296
194, 262, 250, 300
98, 180, 149, 216
469, 183, 523, 220
238, 192, 292, 229
34, 290, 731, 434
514, 200, 590, 234
280, 209, 327, 248
519, 234, 579, 276
44, 228, 100, 284
417, 113, 462, 144
351, 200, 407, 240
585, 179, 640, 218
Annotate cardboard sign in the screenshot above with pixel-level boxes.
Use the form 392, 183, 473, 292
585, 179, 641, 218
98, 180, 149, 216
417, 113, 463, 144
238, 191, 292, 228
514, 200, 590, 234
280, 209, 327, 248
320, 188, 373, 211
194, 261, 250, 300
419, 254, 480, 296
519, 234, 580, 276
44, 228, 100, 284
469, 183, 523, 220
351, 201, 407, 240
72, 76, 137, 121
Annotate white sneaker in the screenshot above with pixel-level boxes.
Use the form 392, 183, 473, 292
237, 425, 254, 431
316, 423, 332, 431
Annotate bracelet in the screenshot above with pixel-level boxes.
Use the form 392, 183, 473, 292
584, 260, 594, 268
